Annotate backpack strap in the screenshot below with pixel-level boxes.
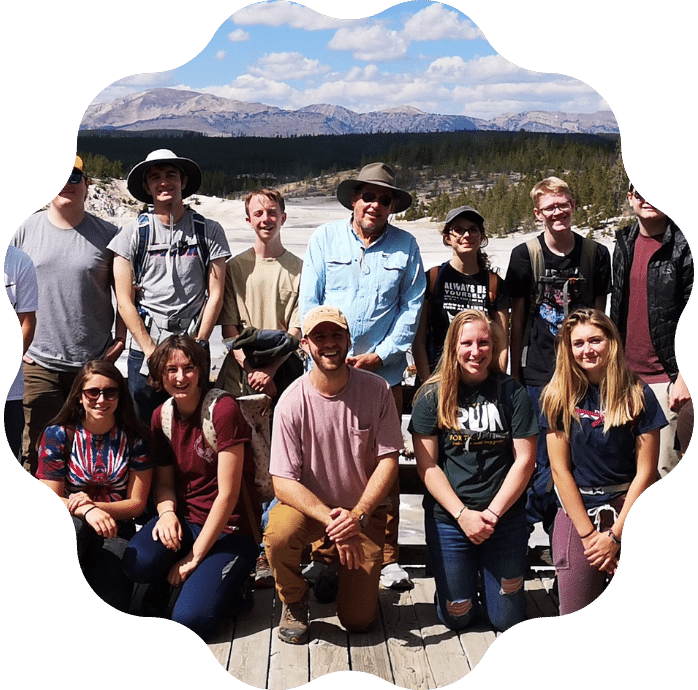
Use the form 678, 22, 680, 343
134, 213, 152, 287
192, 212, 210, 276
521, 238, 545, 366
426, 265, 440, 297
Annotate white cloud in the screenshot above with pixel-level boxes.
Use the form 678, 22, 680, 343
215, 50, 226, 60
248, 52, 331, 80
402, 3, 483, 41
205, 74, 298, 104
227, 29, 250, 42
231, 0, 349, 30
328, 24, 410, 62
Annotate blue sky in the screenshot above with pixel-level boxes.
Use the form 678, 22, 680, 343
92, 0, 609, 119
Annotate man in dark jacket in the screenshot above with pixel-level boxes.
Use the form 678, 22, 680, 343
610, 184, 693, 476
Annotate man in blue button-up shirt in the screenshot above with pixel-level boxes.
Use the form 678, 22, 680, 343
299, 162, 426, 591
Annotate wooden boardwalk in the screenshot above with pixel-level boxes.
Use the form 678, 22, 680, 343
206, 553, 558, 689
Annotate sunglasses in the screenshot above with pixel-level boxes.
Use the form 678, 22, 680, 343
360, 191, 393, 207
82, 387, 119, 401
67, 170, 86, 185
449, 226, 481, 237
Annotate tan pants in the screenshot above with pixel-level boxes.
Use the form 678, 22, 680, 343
264, 502, 386, 633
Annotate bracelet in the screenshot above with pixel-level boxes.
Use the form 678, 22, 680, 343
578, 528, 595, 539
82, 505, 98, 519
486, 507, 500, 520
454, 506, 466, 520
607, 529, 621, 545
159, 509, 175, 518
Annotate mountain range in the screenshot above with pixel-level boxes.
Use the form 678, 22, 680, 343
80, 88, 619, 138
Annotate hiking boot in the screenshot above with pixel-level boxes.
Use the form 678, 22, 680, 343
278, 594, 309, 645
380, 562, 413, 590
254, 553, 275, 589
313, 563, 339, 604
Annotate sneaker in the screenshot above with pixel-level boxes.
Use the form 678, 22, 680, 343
301, 560, 326, 585
313, 563, 339, 604
254, 553, 275, 589
380, 562, 413, 590
278, 594, 309, 645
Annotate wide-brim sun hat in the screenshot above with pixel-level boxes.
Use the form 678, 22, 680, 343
127, 149, 202, 203
336, 162, 412, 214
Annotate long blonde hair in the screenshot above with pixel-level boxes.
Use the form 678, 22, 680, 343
540, 308, 645, 438
420, 309, 505, 430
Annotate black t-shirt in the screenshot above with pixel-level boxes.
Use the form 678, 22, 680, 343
505, 233, 611, 386
425, 263, 510, 369
409, 373, 538, 523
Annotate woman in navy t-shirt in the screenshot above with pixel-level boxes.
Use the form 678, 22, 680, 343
540, 308, 666, 615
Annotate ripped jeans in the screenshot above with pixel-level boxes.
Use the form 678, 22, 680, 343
424, 509, 528, 632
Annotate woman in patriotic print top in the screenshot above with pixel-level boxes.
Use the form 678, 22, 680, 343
37, 360, 152, 612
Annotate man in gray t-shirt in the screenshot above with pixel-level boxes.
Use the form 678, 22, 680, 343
110, 149, 230, 423
12, 155, 125, 474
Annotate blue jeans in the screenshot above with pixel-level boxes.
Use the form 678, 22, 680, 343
424, 510, 528, 632
127, 348, 168, 425
122, 516, 257, 639
524, 385, 558, 534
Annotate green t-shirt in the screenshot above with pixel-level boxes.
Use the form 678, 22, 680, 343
409, 373, 538, 523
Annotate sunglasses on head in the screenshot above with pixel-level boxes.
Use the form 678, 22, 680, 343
360, 191, 393, 207
82, 386, 119, 402
67, 170, 85, 185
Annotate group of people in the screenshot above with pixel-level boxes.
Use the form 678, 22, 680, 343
4, 149, 692, 644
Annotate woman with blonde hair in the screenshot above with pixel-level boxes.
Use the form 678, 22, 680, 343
413, 206, 510, 383
540, 308, 666, 614
410, 310, 537, 631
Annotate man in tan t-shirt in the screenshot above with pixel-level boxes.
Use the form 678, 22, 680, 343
217, 188, 303, 399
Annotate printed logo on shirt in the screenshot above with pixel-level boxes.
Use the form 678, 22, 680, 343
195, 434, 216, 463
443, 281, 488, 315
576, 407, 605, 427
539, 267, 582, 336
447, 402, 509, 451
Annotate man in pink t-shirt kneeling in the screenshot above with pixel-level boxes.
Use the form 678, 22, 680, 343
264, 305, 404, 644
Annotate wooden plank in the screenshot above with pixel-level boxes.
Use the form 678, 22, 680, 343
268, 592, 310, 690
207, 615, 235, 670
228, 586, 276, 688
459, 628, 497, 669
380, 585, 436, 689
347, 596, 393, 684
411, 575, 471, 686
308, 597, 350, 679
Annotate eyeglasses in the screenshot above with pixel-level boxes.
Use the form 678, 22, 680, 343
82, 387, 119, 401
538, 202, 572, 216
449, 226, 481, 237
360, 191, 393, 207
630, 190, 645, 202
67, 170, 86, 185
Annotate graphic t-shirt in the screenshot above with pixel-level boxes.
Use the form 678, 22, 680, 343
425, 263, 510, 368
37, 423, 151, 503
505, 233, 611, 386
409, 373, 538, 523
539, 383, 667, 508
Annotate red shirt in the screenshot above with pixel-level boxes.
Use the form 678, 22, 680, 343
624, 233, 669, 383
152, 393, 255, 534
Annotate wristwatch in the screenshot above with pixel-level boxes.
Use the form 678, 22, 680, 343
352, 510, 369, 529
